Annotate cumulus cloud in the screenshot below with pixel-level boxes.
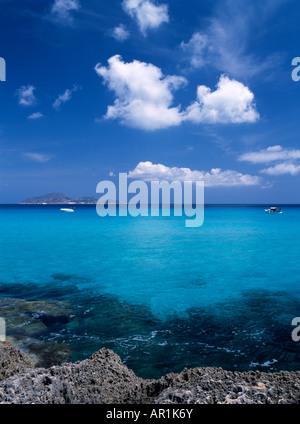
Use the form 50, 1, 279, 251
27, 112, 44, 120
53, 85, 80, 110
184, 75, 259, 124
95, 56, 259, 130
95, 55, 187, 130
111, 24, 130, 41
238, 145, 300, 163
23, 153, 52, 163
260, 162, 300, 176
50, 0, 80, 24
17, 85, 37, 106
128, 161, 261, 186
239, 145, 300, 176
122, 0, 169, 33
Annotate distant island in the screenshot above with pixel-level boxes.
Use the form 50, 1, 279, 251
19, 193, 98, 205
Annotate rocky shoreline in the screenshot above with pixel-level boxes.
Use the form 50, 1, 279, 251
0, 341, 299, 404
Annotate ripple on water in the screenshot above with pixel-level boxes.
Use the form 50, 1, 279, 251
0, 280, 300, 379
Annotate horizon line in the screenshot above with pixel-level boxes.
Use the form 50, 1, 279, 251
1, 203, 300, 206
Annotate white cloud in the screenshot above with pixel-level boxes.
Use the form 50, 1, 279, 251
53, 85, 80, 110
239, 145, 300, 176
179, 0, 284, 79
95, 55, 187, 130
180, 32, 209, 69
238, 145, 300, 163
50, 0, 80, 24
111, 24, 130, 41
17, 85, 37, 106
122, 0, 169, 33
128, 161, 261, 186
27, 112, 44, 120
96, 56, 259, 130
184, 75, 259, 124
23, 153, 52, 163
260, 162, 300, 176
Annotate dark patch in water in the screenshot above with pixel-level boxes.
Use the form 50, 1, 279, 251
189, 277, 207, 287
0, 279, 79, 301
0, 280, 300, 379
51, 272, 92, 285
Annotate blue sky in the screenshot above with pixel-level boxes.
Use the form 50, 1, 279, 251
0, 0, 300, 203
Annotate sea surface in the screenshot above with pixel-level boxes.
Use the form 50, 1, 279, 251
0, 204, 300, 378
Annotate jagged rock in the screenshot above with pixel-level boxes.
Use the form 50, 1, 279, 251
154, 367, 300, 404
0, 347, 148, 404
0, 342, 32, 382
0, 344, 299, 404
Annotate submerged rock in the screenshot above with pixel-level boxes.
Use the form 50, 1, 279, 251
0, 297, 72, 339
0, 297, 73, 366
0, 297, 72, 320
0, 343, 299, 404
7, 335, 72, 368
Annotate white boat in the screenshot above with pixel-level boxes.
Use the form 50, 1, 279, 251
60, 208, 75, 212
265, 206, 282, 214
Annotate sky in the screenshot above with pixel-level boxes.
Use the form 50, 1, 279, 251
0, 0, 300, 204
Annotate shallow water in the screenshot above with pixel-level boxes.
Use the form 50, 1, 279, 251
0, 205, 299, 378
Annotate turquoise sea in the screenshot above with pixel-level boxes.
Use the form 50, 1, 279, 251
0, 205, 300, 378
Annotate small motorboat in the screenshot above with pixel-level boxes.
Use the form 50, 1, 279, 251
60, 207, 75, 212
265, 206, 282, 214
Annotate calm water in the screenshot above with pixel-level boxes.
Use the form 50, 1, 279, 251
0, 205, 300, 378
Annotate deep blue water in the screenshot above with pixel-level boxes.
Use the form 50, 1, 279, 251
0, 205, 300, 378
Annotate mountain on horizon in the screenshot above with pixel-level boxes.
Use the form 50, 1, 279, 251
19, 193, 98, 204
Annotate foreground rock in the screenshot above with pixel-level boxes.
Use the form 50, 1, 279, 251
0, 344, 299, 404
0, 342, 32, 382
0, 347, 148, 404
155, 367, 300, 404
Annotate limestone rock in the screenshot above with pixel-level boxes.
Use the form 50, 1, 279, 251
0, 344, 299, 404
0, 342, 32, 382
